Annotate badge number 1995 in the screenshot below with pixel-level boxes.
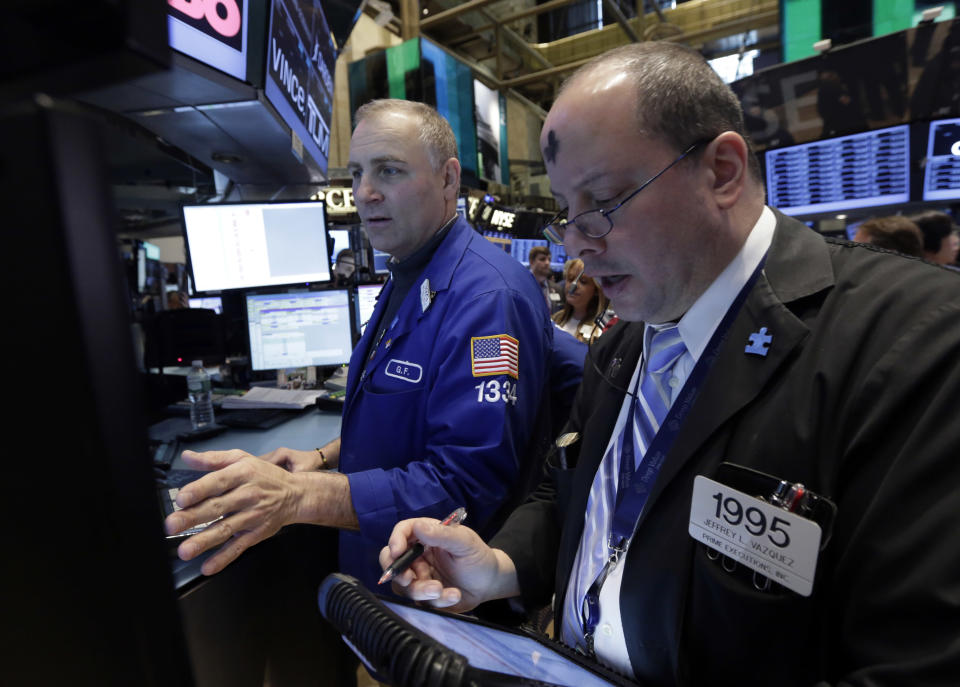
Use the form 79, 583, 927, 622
688, 475, 822, 596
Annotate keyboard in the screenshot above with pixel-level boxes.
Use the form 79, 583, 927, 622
217, 407, 299, 429
157, 469, 221, 540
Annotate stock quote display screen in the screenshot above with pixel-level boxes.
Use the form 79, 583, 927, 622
923, 118, 960, 202
766, 124, 909, 216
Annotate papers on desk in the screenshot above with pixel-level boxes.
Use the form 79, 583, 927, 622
220, 386, 322, 410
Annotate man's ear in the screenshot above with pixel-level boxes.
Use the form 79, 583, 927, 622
441, 157, 462, 200
703, 132, 749, 210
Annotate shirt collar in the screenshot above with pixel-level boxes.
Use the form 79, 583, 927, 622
388, 215, 457, 285
646, 205, 776, 362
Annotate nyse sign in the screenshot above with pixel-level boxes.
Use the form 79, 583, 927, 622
488, 209, 516, 229
168, 0, 243, 51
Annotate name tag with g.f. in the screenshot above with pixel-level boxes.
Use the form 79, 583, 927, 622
384, 359, 422, 384
688, 475, 822, 596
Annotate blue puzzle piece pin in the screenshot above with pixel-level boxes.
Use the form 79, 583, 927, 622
745, 327, 772, 357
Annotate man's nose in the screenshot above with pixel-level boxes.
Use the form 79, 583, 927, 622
564, 222, 603, 258
353, 175, 382, 203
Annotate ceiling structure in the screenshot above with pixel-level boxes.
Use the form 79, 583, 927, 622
86, 0, 781, 239
376, 0, 780, 114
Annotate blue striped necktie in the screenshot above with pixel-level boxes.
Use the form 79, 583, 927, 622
563, 324, 688, 650
625, 325, 687, 477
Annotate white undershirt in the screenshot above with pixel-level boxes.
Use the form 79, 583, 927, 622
563, 206, 776, 675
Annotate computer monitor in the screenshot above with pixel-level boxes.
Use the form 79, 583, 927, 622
510, 237, 568, 272
189, 295, 223, 314
372, 247, 391, 275
246, 289, 354, 370
766, 124, 910, 216
328, 227, 351, 266
355, 283, 383, 336
182, 200, 331, 293
922, 117, 960, 202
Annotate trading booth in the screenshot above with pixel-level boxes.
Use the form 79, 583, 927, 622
7, 2, 960, 685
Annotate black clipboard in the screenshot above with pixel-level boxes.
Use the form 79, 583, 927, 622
317, 573, 641, 687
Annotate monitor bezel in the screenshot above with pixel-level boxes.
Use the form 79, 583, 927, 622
181, 198, 332, 295
244, 286, 356, 371
764, 123, 911, 217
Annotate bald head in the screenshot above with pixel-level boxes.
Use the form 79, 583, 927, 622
554, 42, 762, 183
539, 43, 764, 323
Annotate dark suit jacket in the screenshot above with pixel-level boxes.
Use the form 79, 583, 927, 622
493, 211, 960, 686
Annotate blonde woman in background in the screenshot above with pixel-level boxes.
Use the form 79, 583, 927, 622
552, 258, 611, 343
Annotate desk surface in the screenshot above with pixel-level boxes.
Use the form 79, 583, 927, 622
172, 409, 342, 466
162, 409, 342, 588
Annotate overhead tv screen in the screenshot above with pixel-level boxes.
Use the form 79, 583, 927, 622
264, 0, 336, 173
167, 0, 249, 82
766, 124, 910, 216
183, 201, 331, 293
922, 118, 960, 201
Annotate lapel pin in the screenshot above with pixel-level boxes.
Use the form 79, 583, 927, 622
420, 279, 433, 313
745, 327, 772, 357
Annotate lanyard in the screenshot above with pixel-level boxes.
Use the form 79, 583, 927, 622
581, 255, 767, 656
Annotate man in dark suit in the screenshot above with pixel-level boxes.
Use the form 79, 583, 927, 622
380, 42, 960, 685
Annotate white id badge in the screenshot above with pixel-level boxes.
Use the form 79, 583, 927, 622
688, 475, 822, 596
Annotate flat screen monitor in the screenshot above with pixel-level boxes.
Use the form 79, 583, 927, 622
355, 283, 383, 336
372, 248, 391, 275
167, 0, 249, 81
264, 0, 336, 173
246, 290, 353, 370
183, 200, 331, 293
328, 228, 350, 265
189, 295, 223, 314
766, 124, 910, 216
922, 118, 960, 201
510, 238, 568, 272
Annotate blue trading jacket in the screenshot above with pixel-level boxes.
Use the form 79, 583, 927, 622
338, 217, 554, 589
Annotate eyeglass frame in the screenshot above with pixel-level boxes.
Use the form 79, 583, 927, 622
541, 138, 712, 245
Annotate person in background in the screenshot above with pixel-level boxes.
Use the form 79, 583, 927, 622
381, 42, 960, 685
332, 248, 356, 286
851, 215, 924, 257
164, 99, 555, 592
551, 258, 610, 343
529, 244, 564, 313
911, 209, 960, 265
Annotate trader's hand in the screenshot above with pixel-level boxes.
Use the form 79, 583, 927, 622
258, 446, 322, 472
164, 449, 308, 575
379, 518, 520, 613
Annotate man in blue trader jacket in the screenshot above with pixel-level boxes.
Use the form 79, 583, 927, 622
164, 99, 556, 589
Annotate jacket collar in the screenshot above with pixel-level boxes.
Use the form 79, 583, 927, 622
343, 217, 475, 407
636, 209, 836, 530
554, 211, 838, 624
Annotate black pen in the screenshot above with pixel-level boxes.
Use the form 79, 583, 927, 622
378, 507, 467, 585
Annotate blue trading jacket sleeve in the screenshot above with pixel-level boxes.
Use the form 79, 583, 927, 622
347, 287, 550, 546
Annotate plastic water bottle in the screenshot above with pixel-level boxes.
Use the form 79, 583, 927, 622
186, 360, 215, 429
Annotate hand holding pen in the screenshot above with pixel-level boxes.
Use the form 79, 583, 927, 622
378, 507, 467, 585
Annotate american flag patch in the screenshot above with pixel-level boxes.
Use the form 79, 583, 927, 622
471, 334, 519, 379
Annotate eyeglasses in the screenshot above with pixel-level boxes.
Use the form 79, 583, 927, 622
542, 139, 709, 245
